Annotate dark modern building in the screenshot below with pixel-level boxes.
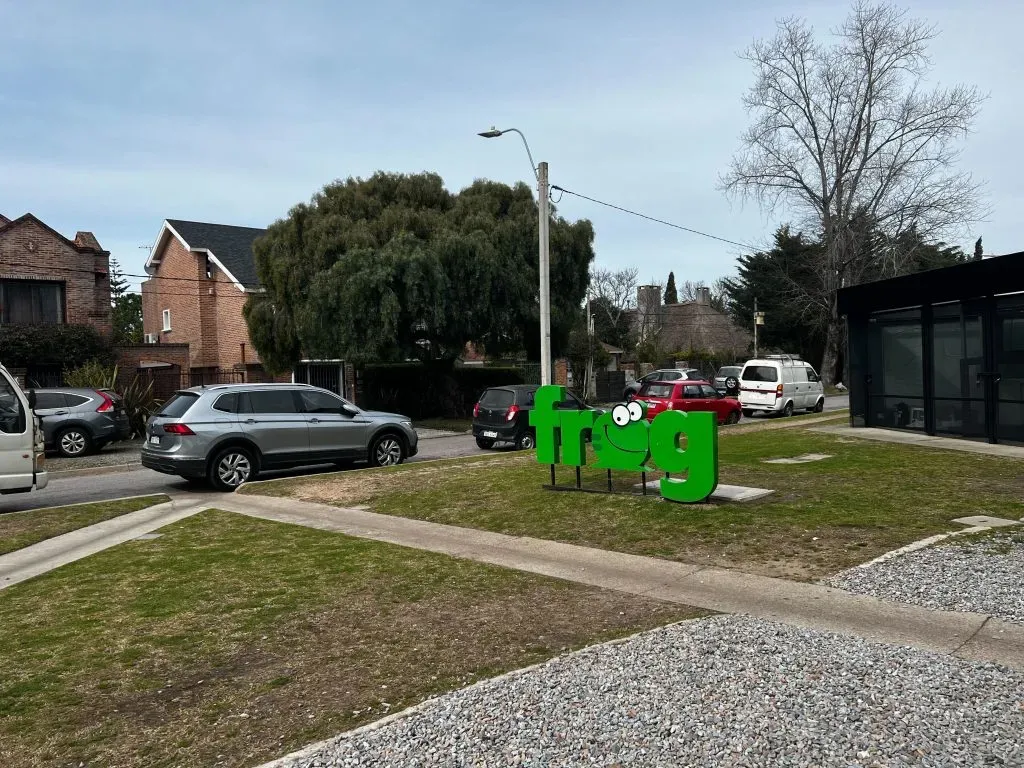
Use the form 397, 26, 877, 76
839, 252, 1024, 444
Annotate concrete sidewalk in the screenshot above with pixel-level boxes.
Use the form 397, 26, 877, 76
0, 496, 210, 591
214, 493, 1024, 671
812, 425, 1024, 458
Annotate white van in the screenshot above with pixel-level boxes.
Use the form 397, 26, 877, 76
0, 362, 48, 494
738, 355, 824, 417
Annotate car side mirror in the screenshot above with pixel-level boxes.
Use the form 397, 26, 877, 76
340, 405, 358, 417
27, 389, 37, 410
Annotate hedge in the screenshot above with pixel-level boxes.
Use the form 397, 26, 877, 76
0, 324, 116, 368
358, 363, 525, 419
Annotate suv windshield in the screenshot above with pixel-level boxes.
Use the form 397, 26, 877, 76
479, 389, 515, 408
639, 383, 674, 398
741, 365, 779, 383
717, 367, 741, 378
158, 392, 200, 418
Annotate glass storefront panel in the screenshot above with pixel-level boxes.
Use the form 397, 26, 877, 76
868, 309, 924, 430
996, 300, 1024, 443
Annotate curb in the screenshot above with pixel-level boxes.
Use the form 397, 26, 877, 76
48, 462, 143, 478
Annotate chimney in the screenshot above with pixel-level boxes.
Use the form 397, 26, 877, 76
695, 286, 711, 305
74, 231, 103, 251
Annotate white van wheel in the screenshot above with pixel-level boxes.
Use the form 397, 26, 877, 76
813, 398, 825, 413
783, 401, 794, 417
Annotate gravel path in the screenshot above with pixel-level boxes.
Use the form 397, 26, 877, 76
825, 530, 1024, 626
269, 615, 1024, 767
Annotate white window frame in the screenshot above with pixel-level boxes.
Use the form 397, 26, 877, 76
161, 309, 172, 332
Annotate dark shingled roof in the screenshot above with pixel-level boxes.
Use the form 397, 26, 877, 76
167, 219, 266, 290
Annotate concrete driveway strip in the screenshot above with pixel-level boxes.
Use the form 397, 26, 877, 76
0, 498, 209, 591
217, 494, 1024, 670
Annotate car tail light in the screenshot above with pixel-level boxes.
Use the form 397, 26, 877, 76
95, 390, 115, 413
473, 402, 480, 418
505, 404, 519, 422
776, 384, 784, 398
163, 424, 195, 435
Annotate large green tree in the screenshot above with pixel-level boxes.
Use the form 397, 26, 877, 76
110, 259, 142, 344
245, 172, 595, 371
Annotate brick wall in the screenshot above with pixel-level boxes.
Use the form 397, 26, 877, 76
0, 216, 111, 334
142, 236, 206, 367
115, 342, 191, 373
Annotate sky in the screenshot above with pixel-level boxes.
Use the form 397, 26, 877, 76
2, 0, 1022, 298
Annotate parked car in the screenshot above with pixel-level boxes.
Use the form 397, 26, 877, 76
622, 368, 703, 401
631, 379, 742, 425
713, 365, 743, 396
0, 362, 48, 495
738, 355, 824, 418
140, 383, 418, 491
31, 387, 131, 457
472, 384, 602, 450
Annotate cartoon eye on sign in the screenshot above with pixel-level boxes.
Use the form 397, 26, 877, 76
611, 404, 630, 426
626, 401, 645, 422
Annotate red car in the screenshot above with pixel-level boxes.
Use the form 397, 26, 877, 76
631, 379, 742, 425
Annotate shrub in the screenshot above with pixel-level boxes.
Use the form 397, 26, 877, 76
0, 325, 115, 369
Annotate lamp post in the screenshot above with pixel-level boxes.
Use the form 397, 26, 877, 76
478, 127, 551, 386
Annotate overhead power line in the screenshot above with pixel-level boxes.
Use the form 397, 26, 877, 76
550, 185, 760, 252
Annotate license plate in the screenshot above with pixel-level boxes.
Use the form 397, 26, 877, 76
482, 430, 498, 438
149, 436, 161, 445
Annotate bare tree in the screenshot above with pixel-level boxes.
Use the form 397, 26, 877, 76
589, 266, 640, 337
722, 1, 986, 384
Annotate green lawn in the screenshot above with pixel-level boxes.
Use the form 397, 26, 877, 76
0, 495, 170, 555
247, 423, 1024, 580
0, 510, 698, 768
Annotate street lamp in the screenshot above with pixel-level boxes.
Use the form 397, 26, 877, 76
478, 126, 552, 386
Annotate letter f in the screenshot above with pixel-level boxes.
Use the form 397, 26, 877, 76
530, 385, 565, 464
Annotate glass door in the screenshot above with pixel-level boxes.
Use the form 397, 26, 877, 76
994, 296, 1024, 443
931, 302, 987, 439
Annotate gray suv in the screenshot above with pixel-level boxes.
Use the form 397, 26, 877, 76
32, 388, 132, 457
140, 384, 419, 491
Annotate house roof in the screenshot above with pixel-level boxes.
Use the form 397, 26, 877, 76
0, 213, 107, 254
600, 341, 624, 354
147, 219, 266, 291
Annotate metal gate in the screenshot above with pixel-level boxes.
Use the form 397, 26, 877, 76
294, 360, 345, 396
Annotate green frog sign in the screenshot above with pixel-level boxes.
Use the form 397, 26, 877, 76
528, 385, 718, 503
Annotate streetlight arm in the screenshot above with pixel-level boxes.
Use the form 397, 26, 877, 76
501, 128, 538, 181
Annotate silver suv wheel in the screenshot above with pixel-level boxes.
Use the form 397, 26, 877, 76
373, 436, 403, 466
216, 451, 252, 488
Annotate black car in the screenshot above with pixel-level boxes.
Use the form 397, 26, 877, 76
472, 384, 598, 450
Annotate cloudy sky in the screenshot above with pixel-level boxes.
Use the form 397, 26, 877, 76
2, 0, 1020, 297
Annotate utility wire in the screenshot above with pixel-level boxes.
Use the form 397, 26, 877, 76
550, 185, 760, 252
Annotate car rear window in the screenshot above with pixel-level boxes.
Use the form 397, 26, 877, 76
718, 367, 741, 378
213, 393, 239, 413
479, 389, 515, 408
741, 365, 779, 383
639, 383, 673, 398
158, 392, 200, 418
65, 394, 91, 407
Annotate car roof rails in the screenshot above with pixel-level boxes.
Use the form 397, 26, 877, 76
763, 354, 803, 364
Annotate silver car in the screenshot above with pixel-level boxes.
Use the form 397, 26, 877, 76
140, 384, 419, 491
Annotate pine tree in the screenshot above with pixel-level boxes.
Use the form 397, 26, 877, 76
663, 272, 678, 305
974, 237, 983, 261
109, 259, 142, 343
109, 259, 129, 300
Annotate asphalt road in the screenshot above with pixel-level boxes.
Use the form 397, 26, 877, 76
0, 434, 486, 514
2, 395, 848, 515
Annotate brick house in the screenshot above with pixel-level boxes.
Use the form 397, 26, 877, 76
141, 219, 274, 379
0, 212, 112, 334
141, 219, 353, 398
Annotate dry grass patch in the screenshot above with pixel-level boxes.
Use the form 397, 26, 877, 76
0, 509, 700, 768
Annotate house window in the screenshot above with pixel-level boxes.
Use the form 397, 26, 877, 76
162, 309, 172, 332
204, 256, 213, 280
0, 280, 65, 325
